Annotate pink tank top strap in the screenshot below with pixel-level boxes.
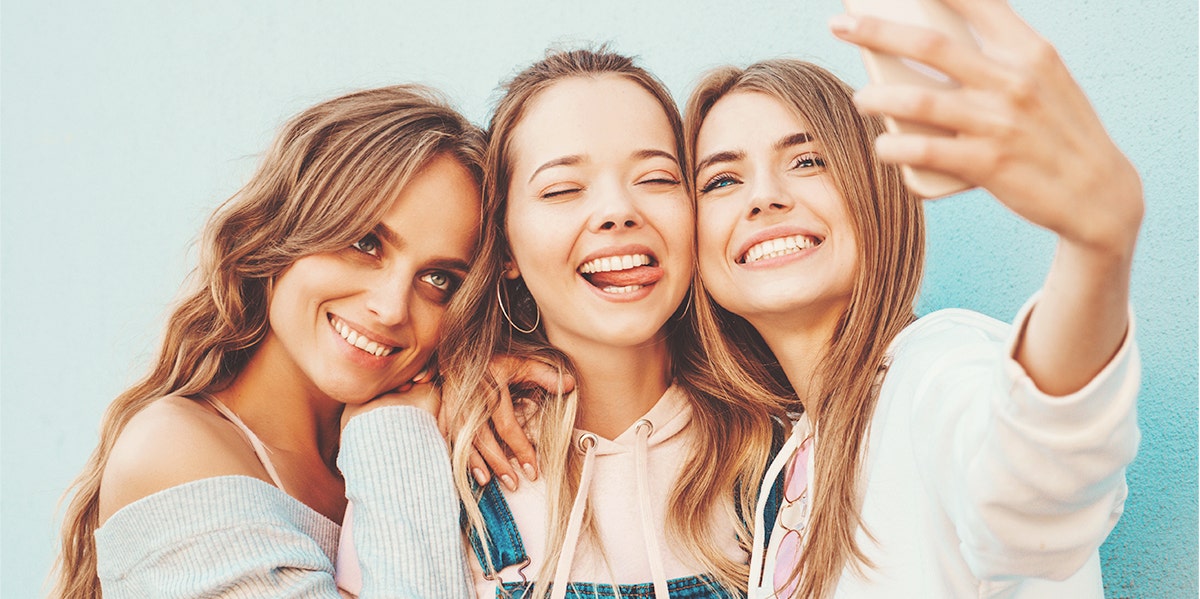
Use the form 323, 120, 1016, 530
199, 393, 289, 494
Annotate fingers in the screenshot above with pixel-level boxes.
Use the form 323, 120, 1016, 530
830, 13, 1008, 91
467, 449, 491, 487
854, 84, 1015, 139
492, 385, 539, 481
489, 354, 577, 394
937, 0, 1040, 50
473, 425, 519, 492
516, 360, 573, 394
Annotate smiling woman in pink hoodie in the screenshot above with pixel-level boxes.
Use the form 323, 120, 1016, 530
436, 48, 788, 599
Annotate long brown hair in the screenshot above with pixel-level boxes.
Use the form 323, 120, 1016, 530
51, 84, 485, 599
440, 47, 787, 597
684, 59, 926, 598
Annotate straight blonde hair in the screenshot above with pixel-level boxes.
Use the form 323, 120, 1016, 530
684, 59, 926, 599
52, 84, 484, 599
440, 47, 789, 598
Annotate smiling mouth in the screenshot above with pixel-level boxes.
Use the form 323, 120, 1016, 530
329, 315, 398, 357
577, 253, 661, 294
739, 235, 821, 264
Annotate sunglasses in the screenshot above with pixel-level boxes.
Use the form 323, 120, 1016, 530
773, 436, 813, 597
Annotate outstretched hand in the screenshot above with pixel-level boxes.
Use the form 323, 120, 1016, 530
832, 0, 1142, 394
832, 0, 1141, 255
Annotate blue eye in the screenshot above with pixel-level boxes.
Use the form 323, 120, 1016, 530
791, 152, 826, 170
700, 173, 739, 194
351, 234, 381, 256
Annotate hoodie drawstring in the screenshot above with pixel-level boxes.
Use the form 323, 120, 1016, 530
551, 433, 598, 599
635, 419, 671, 598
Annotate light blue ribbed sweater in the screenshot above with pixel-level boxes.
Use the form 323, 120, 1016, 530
95, 406, 469, 598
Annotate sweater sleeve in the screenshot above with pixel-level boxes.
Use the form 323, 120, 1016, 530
903, 297, 1140, 581
337, 405, 471, 599
95, 476, 346, 598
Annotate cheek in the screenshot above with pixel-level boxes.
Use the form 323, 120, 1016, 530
695, 206, 731, 276
652, 200, 696, 257
505, 204, 556, 264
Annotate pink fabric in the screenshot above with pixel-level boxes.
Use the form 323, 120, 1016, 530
773, 437, 812, 597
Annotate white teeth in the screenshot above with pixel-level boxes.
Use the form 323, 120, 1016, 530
579, 254, 651, 274
742, 235, 818, 264
330, 317, 395, 357
602, 284, 644, 294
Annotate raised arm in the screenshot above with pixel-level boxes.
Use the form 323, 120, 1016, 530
833, 0, 1142, 395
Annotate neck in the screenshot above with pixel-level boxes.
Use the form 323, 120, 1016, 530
562, 336, 673, 440
215, 335, 343, 466
750, 303, 844, 415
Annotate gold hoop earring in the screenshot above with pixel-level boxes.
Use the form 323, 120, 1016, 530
497, 277, 540, 334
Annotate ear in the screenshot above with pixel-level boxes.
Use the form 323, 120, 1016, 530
502, 259, 522, 280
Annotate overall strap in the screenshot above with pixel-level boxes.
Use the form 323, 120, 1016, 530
462, 479, 530, 577
744, 419, 788, 551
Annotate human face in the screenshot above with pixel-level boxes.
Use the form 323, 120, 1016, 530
694, 91, 858, 328
264, 154, 480, 405
504, 75, 692, 353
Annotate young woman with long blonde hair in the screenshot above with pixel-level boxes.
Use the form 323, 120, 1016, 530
685, 2, 1141, 597
53, 85, 486, 598
437, 48, 788, 599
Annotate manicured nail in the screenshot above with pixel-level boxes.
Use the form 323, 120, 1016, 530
829, 14, 858, 34
522, 463, 539, 482
472, 468, 489, 486
500, 474, 517, 492
508, 458, 523, 478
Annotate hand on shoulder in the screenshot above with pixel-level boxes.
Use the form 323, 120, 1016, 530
98, 395, 274, 524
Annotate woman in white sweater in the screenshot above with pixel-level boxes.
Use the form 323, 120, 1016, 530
683, 2, 1142, 597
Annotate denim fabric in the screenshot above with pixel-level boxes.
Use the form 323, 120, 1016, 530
463, 479, 744, 598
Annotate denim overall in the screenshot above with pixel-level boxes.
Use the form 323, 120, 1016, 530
463, 469, 784, 599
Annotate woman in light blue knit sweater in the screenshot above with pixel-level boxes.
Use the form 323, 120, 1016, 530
53, 85, 486, 598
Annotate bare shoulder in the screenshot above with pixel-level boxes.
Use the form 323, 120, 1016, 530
98, 395, 272, 524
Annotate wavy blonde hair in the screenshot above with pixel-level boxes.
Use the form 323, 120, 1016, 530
440, 47, 788, 597
684, 59, 926, 599
51, 84, 485, 599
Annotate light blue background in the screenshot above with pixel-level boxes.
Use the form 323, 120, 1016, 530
3, 1, 1195, 597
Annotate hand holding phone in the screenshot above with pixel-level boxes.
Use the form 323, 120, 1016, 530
841, 0, 977, 198
832, 0, 1142, 259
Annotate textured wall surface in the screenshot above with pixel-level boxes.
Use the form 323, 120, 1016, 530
3, 1, 1194, 597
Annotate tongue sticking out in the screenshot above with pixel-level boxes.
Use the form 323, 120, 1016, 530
583, 265, 663, 289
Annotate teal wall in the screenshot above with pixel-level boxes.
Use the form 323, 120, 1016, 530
3, 1, 1194, 597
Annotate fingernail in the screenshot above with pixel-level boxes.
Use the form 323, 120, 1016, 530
829, 14, 857, 33
413, 368, 428, 382
500, 474, 517, 492
472, 468, 490, 486
508, 458, 523, 477
522, 463, 538, 481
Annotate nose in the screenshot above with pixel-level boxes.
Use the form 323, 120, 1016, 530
590, 182, 644, 232
747, 173, 794, 219
365, 268, 413, 328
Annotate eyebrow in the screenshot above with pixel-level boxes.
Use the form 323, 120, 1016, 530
373, 223, 470, 272
527, 149, 680, 184
633, 148, 680, 165
776, 131, 813, 150
695, 131, 814, 175
426, 257, 471, 273
528, 155, 583, 184
372, 222, 404, 249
